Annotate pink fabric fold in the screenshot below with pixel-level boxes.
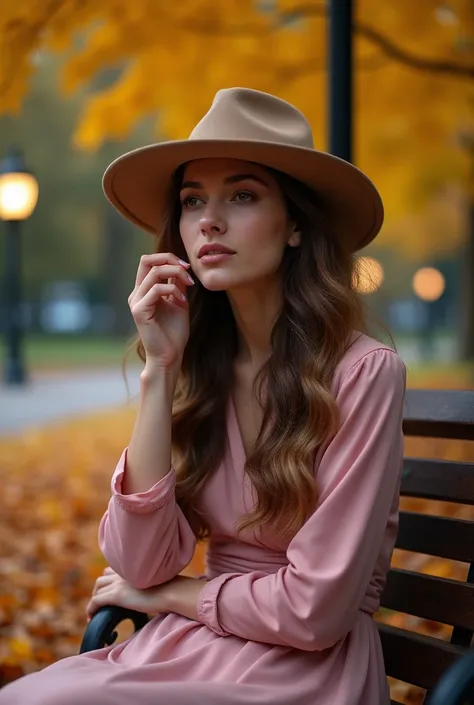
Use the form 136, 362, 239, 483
98, 448, 197, 589
111, 448, 177, 513
197, 572, 241, 636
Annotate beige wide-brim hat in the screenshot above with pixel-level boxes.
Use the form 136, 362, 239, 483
103, 87, 383, 252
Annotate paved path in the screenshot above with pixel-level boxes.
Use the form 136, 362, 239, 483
0, 366, 142, 436
0, 337, 459, 436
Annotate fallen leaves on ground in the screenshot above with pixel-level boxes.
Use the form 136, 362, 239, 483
0, 406, 473, 705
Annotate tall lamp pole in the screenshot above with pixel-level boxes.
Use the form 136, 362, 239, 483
0, 147, 39, 385
328, 0, 353, 163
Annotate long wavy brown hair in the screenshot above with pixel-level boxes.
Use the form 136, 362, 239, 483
129, 164, 372, 541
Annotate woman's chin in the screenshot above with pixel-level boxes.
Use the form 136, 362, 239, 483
198, 272, 235, 292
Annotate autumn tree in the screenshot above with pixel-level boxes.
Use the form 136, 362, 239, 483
0, 0, 473, 347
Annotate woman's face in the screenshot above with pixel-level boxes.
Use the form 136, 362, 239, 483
178, 158, 300, 292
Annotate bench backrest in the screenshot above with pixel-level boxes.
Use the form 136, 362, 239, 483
378, 389, 474, 704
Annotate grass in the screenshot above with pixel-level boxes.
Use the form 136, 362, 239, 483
0, 334, 472, 387
0, 335, 133, 372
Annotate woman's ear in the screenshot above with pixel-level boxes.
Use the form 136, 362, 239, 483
287, 222, 301, 248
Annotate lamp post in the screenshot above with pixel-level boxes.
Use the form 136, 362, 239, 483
328, 0, 353, 163
0, 147, 39, 384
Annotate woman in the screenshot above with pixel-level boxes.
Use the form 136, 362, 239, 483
1, 88, 406, 705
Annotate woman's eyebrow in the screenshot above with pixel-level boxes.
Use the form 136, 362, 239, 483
180, 174, 269, 191
225, 174, 269, 187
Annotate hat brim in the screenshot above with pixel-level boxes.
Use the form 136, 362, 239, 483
102, 139, 383, 252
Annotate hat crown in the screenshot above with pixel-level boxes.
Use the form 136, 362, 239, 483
189, 88, 315, 150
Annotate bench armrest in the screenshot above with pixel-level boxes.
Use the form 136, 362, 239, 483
426, 649, 474, 705
79, 606, 150, 654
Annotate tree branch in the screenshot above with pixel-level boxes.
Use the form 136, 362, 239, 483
355, 21, 473, 79
285, 3, 474, 80
188, 3, 473, 80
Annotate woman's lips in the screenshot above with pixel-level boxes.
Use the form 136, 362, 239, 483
199, 253, 235, 264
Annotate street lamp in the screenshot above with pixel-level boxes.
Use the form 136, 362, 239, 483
0, 147, 39, 384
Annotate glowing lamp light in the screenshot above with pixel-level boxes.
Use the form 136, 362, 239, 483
413, 267, 446, 302
354, 257, 384, 294
0, 151, 39, 221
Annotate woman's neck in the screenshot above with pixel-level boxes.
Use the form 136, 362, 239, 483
227, 279, 282, 369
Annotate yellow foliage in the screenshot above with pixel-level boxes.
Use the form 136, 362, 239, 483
8, 638, 33, 660
0, 0, 472, 257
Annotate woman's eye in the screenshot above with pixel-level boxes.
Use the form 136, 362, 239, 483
234, 191, 253, 202
182, 195, 202, 208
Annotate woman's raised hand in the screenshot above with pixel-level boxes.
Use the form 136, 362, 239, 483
128, 253, 194, 371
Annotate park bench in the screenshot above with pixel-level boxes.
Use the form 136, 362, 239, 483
80, 388, 474, 704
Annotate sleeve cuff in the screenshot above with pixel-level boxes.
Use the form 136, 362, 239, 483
196, 572, 241, 636
111, 447, 176, 514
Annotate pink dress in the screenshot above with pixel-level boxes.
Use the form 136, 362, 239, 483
0, 334, 406, 705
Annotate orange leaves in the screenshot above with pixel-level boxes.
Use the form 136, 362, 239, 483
0, 408, 135, 684
8, 637, 34, 661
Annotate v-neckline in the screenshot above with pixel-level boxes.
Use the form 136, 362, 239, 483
229, 394, 249, 464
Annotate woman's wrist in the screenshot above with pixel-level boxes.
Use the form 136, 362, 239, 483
157, 576, 207, 620
140, 360, 181, 387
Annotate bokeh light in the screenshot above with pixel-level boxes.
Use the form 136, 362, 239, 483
354, 257, 384, 294
412, 267, 446, 301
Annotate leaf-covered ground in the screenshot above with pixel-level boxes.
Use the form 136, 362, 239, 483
0, 405, 473, 704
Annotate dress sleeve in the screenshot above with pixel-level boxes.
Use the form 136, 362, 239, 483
98, 449, 197, 589
196, 349, 406, 650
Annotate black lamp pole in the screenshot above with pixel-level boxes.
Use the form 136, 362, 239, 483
3, 217, 25, 384
328, 0, 353, 163
1, 148, 37, 385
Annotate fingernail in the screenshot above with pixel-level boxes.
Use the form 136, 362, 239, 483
178, 259, 190, 267
180, 292, 187, 301
187, 273, 195, 284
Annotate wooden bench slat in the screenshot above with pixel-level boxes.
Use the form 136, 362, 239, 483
403, 389, 474, 440
380, 568, 474, 630
396, 512, 474, 563
382, 389, 474, 699
378, 623, 467, 690
401, 458, 474, 505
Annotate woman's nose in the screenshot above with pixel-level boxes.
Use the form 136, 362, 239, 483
199, 209, 227, 236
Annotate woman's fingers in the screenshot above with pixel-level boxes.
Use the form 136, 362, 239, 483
132, 283, 189, 319
92, 576, 113, 595
88, 568, 132, 622
135, 253, 190, 289
92, 570, 121, 595
131, 264, 193, 306
86, 587, 116, 620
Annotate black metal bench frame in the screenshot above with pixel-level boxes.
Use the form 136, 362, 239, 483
80, 389, 474, 704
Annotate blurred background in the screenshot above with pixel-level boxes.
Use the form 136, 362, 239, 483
0, 1, 473, 703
